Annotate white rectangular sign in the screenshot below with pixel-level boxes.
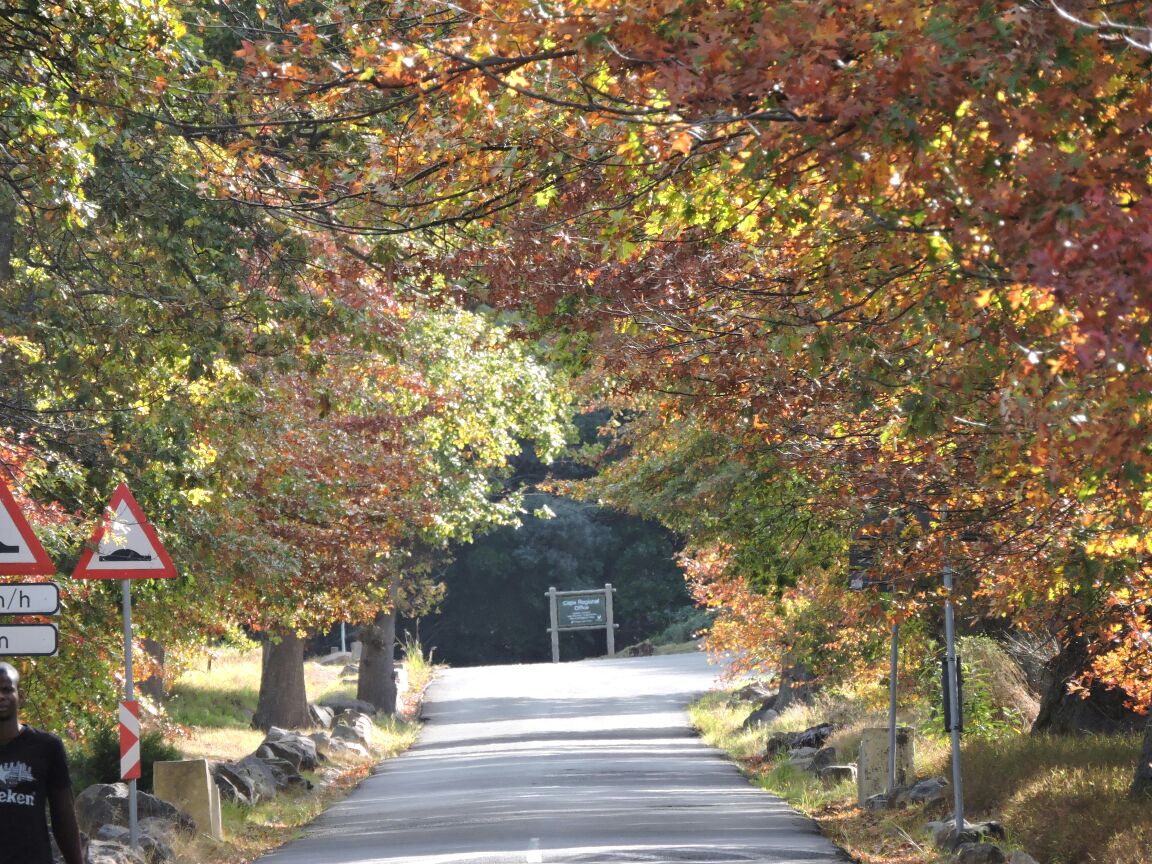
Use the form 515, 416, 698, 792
0, 582, 60, 615
0, 623, 59, 656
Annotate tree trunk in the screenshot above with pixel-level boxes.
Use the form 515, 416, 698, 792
1133, 714, 1152, 798
1032, 636, 1144, 735
138, 638, 166, 702
252, 630, 311, 731
357, 596, 398, 716
0, 188, 15, 283
774, 660, 816, 713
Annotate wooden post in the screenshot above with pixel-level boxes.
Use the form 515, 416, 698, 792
547, 586, 560, 663
604, 583, 615, 657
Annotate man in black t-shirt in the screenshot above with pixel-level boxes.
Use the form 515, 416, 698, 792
0, 661, 83, 864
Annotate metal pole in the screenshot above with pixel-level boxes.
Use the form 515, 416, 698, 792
340, 621, 347, 654
604, 583, 615, 657
943, 563, 965, 831
122, 579, 138, 849
887, 622, 899, 793
547, 587, 560, 663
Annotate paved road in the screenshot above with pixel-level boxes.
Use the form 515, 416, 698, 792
258, 652, 848, 863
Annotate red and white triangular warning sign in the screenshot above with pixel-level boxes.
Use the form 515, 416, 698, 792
0, 476, 55, 576
72, 483, 177, 580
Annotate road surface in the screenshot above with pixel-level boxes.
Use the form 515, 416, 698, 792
257, 652, 848, 863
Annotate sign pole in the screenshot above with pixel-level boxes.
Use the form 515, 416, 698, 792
943, 561, 965, 831
71, 483, 177, 854
121, 579, 138, 849
604, 583, 615, 657
547, 587, 560, 663
887, 622, 899, 793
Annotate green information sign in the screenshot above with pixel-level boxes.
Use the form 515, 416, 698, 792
546, 583, 617, 662
557, 594, 606, 628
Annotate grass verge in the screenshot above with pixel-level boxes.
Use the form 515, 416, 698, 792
690, 688, 1152, 864
157, 644, 432, 864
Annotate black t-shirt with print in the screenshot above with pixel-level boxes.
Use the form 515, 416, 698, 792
0, 725, 72, 864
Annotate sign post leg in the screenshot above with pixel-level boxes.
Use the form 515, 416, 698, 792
122, 579, 138, 849
887, 622, 899, 793
547, 587, 559, 663
943, 564, 965, 831
604, 583, 615, 657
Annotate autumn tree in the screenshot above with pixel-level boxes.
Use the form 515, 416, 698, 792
186, 303, 569, 726
8, 0, 1152, 787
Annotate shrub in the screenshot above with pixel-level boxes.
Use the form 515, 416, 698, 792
71, 725, 183, 794
651, 607, 715, 645
913, 634, 1038, 739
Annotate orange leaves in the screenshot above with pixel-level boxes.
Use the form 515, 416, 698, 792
179, 0, 1152, 706
669, 130, 693, 156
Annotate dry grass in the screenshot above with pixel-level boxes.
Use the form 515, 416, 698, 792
161, 644, 433, 864
942, 734, 1152, 864
170, 759, 377, 864
169, 726, 266, 764
692, 682, 1152, 864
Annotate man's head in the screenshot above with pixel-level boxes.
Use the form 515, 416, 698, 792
0, 661, 21, 724
0, 662, 19, 687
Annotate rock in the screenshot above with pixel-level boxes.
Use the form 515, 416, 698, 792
927, 820, 1007, 851
261, 729, 318, 771
891, 776, 949, 808
1008, 853, 1040, 864
341, 664, 360, 676
808, 747, 838, 773
863, 792, 891, 811
316, 651, 353, 666
819, 764, 857, 784
309, 731, 332, 759
137, 816, 179, 845
328, 737, 370, 759
741, 700, 779, 730
212, 770, 250, 806
763, 721, 835, 757
789, 746, 819, 759
308, 703, 335, 729
333, 713, 374, 747
927, 819, 957, 847
726, 683, 774, 707
74, 784, 195, 838
792, 722, 834, 749
84, 840, 147, 864
257, 756, 312, 792
318, 694, 377, 716
93, 822, 175, 864
94, 825, 131, 842
215, 756, 279, 804
764, 732, 793, 757
317, 767, 343, 785
955, 842, 1007, 864
973, 822, 1007, 841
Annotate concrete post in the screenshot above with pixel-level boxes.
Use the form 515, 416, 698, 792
153, 759, 224, 840
857, 726, 914, 806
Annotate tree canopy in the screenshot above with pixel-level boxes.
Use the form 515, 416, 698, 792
1, 0, 1151, 779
